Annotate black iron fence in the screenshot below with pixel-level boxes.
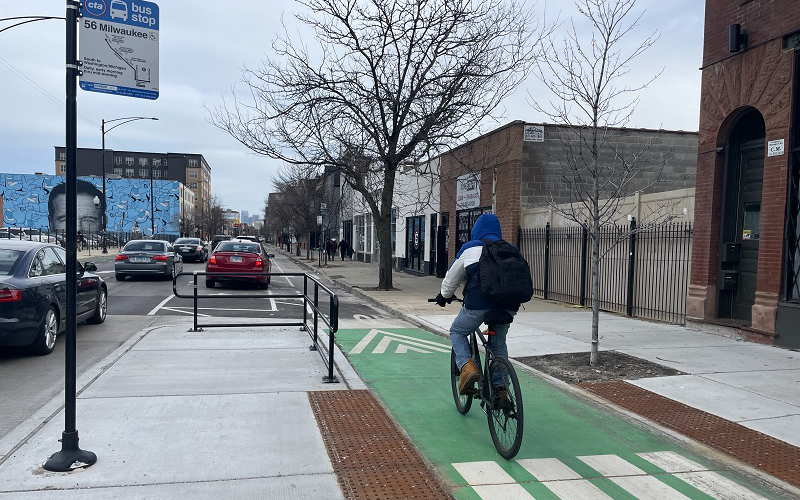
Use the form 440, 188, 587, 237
173, 271, 340, 383
519, 220, 693, 324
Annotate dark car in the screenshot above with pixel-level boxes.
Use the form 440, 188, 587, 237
206, 240, 273, 289
174, 237, 207, 262
0, 240, 107, 355
210, 234, 231, 252
114, 240, 183, 281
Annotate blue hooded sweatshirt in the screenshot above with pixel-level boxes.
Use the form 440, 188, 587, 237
440, 213, 519, 311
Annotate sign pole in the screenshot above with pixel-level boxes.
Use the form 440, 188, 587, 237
44, 0, 97, 471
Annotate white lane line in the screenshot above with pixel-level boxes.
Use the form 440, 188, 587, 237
270, 258, 294, 286
160, 307, 210, 317
452, 461, 515, 486
579, 455, 692, 500
147, 294, 175, 316
672, 472, 770, 500
637, 452, 709, 473
517, 458, 582, 481
543, 479, 615, 500
638, 452, 769, 500
472, 484, 534, 500
166, 306, 277, 313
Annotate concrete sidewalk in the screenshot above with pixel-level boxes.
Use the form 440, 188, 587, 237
0, 319, 369, 498
279, 246, 800, 450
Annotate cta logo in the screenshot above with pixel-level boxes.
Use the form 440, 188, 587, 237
84, 0, 107, 17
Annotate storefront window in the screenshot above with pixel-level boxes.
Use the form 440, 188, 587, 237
366, 214, 372, 253
355, 215, 365, 252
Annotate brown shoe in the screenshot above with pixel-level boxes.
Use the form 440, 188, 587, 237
458, 359, 480, 395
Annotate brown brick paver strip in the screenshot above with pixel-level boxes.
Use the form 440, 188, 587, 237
308, 390, 452, 500
579, 380, 800, 488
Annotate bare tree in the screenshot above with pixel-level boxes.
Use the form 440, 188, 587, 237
532, 0, 676, 366
271, 165, 323, 257
211, 0, 544, 289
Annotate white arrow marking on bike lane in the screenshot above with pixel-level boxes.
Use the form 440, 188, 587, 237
350, 329, 450, 354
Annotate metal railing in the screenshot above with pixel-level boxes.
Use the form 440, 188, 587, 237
519, 221, 693, 324
172, 271, 340, 383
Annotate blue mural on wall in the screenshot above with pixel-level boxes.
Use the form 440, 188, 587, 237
0, 173, 181, 236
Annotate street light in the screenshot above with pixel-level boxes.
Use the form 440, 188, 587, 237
101, 117, 158, 252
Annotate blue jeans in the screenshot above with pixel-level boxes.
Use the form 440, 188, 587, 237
450, 307, 516, 388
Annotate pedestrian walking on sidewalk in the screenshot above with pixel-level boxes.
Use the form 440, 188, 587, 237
326, 238, 337, 261
434, 213, 532, 396
338, 239, 350, 261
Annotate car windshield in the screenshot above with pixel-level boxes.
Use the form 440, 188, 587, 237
215, 242, 260, 254
175, 238, 200, 245
0, 250, 24, 275
124, 241, 166, 252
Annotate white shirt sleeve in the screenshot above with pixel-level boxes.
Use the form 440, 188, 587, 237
440, 255, 465, 298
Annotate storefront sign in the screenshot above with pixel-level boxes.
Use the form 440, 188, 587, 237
768, 139, 785, 157
524, 125, 544, 142
456, 172, 481, 209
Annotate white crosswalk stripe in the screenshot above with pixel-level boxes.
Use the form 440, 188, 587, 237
472, 484, 534, 499
638, 452, 770, 500
579, 455, 692, 500
452, 461, 515, 485
517, 458, 583, 481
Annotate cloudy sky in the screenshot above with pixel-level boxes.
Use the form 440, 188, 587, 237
0, 0, 704, 217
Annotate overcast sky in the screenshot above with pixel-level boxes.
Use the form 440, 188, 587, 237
0, 0, 704, 217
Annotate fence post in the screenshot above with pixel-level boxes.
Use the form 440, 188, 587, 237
626, 217, 637, 317
310, 283, 319, 351
543, 222, 550, 300
192, 271, 200, 332
301, 275, 308, 331
579, 225, 588, 307
323, 294, 339, 383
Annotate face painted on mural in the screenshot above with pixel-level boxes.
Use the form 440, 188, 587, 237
49, 192, 103, 234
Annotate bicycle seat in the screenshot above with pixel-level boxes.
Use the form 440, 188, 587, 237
484, 310, 514, 326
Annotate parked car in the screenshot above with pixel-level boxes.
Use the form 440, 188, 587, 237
0, 240, 106, 355
210, 234, 231, 252
174, 237, 207, 262
114, 240, 183, 281
206, 240, 273, 289
235, 235, 259, 243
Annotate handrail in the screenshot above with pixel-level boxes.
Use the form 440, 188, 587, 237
172, 271, 339, 383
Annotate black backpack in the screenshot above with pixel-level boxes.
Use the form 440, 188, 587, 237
479, 239, 533, 306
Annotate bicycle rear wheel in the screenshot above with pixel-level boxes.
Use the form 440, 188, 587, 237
450, 349, 473, 414
486, 356, 524, 459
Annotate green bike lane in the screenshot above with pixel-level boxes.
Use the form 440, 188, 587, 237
335, 327, 786, 500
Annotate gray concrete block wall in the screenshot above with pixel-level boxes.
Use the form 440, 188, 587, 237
520, 125, 697, 209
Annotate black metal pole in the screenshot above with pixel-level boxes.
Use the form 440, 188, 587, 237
150, 165, 155, 237
626, 217, 637, 317
193, 272, 199, 332
44, 0, 97, 472
101, 121, 107, 253
579, 224, 588, 307
543, 222, 551, 300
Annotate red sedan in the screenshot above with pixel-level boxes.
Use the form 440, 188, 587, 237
205, 240, 273, 289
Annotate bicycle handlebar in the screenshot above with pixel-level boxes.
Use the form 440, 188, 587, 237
427, 296, 463, 304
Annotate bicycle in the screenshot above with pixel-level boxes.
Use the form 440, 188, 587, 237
428, 297, 524, 459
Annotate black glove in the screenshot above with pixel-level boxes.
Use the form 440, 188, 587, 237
435, 293, 448, 307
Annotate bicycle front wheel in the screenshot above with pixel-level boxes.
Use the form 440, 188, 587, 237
486, 356, 524, 459
450, 349, 473, 414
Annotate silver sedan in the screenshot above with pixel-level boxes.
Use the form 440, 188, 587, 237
114, 240, 183, 281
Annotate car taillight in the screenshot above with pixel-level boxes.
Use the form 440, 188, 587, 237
209, 255, 216, 264
115, 254, 128, 260
0, 288, 22, 302
153, 255, 168, 261
254, 258, 263, 268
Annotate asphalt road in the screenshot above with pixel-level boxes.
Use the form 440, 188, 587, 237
0, 250, 384, 440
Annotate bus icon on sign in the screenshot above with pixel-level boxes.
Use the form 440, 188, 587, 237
110, 0, 128, 21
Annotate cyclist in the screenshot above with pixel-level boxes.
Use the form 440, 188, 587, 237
434, 213, 519, 396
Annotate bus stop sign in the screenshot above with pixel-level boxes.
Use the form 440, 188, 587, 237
79, 0, 159, 99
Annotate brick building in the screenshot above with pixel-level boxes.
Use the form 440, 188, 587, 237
686, 2, 800, 347
438, 121, 698, 265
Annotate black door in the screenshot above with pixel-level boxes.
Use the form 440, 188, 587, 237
405, 216, 424, 272
732, 145, 763, 320
428, 214, 437, 275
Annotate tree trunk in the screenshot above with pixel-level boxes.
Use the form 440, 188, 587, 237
376, 216, 393, 289
590, 224, 600, 367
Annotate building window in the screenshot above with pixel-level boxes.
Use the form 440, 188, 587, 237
152, 158, 161, 167
125, 157, 134, 166
139, 168, 148, 177
59, 164, 66, 174
163, 158, 168, 166
59, 152, 66, 160
125, 168, 134, 177
355, 215, 365, 252
114, 156, 122, 165
189, 170, 198, 179
113, 167, 122, 176
188, 159, 198, 167
153, 170, 161, 178
189, 182, 198, 190
193, 194, 198, 201
139, 157, 148, 166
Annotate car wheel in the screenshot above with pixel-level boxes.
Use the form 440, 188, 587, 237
115, 273, 126, 281
166, 265, 175, 281
267, 275, 271, 285
87, 288, 107, 324
205, 280, 215, 288
31, 306, 58, 355
259, 282, 268, 290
